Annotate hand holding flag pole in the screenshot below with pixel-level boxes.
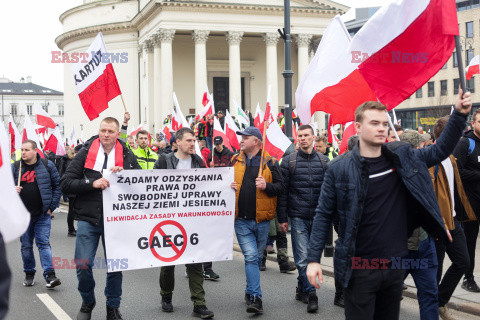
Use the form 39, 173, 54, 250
17, 161, 22, 188
455, 36, 468, 106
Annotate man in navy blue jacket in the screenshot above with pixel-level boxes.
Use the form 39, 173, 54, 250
13, 140, 62, 289
306, 90, 471, 320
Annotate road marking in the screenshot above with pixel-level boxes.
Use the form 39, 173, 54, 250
36, 294, 72, 320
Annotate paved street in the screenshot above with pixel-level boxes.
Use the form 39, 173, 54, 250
4, 208, 479, 320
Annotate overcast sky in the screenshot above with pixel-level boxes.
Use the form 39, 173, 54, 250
0, 0, 385, 93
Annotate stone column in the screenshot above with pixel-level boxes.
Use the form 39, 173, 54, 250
142, 40, 154, 131
152, 35, 162, 132
158, 29, 175, 128
226, 31, 244, 116
193, 30, 210, 113
296, 34, 313, 81
264, 32, 280, 116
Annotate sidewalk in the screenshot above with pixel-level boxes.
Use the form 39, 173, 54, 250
232, 229, 480, 316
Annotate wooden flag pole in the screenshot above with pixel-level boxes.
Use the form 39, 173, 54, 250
455, 35, 469, 108
120, 94, 128, 112
258, 120, 268, 177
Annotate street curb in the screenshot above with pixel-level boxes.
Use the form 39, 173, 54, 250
232, 244, 480, 317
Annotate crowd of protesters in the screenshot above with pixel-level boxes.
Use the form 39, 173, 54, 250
4, 90, 480, 320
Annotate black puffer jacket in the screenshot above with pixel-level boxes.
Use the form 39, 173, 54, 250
60, 136, 141, 226
453, 130, 480, 220
277, 149, 329, 223
153, 152, 205, 169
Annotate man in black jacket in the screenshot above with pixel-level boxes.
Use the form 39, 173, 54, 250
60, 117, 141, 320
153, 127, 214, 319
278, 124, 329, 313
306, 90, 471, 320
208, 136, 234, 167
454, 108, 480, 293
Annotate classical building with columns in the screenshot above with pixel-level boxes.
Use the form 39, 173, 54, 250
56, 0, 348, 137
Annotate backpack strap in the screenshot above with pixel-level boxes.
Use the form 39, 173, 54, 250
288, 152, 298, 176
317, 154, 328, 173
468, 138, 475, 155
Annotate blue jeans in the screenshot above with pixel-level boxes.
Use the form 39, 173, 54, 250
234, 218, 270, 299
20, 213, 54, 279
404, 236, 438, 320
75, 220, 122, 308
290, 217, 315, 293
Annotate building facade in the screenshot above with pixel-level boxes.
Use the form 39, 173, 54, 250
56, 0, 348, 138
0, 77, 64, 134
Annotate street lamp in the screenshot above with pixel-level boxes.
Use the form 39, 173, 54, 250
279, 0, 293, 139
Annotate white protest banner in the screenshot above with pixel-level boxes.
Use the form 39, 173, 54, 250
102, 167, 235, 272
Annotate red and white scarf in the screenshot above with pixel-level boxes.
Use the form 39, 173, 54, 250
85, 138, 123, 172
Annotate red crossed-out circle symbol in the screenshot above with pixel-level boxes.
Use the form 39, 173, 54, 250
149, 220, 187, 262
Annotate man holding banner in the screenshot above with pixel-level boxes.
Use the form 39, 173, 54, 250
230, 126, 285, 314
60, 117, 140, 320
153, 127, 214, 319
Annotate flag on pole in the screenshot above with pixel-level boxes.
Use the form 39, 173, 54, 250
202, 87, 210, 107
264, 120, 292, 159
129, 124, 144, 138
8, 115, 21, 153
173, 92, 190, 129
71, 32, 122, 120
213, 117, 232, 151
0, 122, 30, 243
235, 100, 250, 128
34, 103, 56, 129
466, 55, 480, 80
70, 125, 77, 147
163, 125, 172, 142
225, 110, 241, 150
195, 100, 215, 122
253, 103, 264, 129
44, 127, 67, 156
22, 115, 41, 148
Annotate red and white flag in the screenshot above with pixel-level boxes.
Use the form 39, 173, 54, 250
225, 110, 241, 150
44, 126, 67, 156
297, 0, 458, 125
339, 122, 356, 155
253, 103, 264, 129
173, 92, 190, 130
202, 87, 210, 107
264, 120, 292, 160
466, 55, 480, 80
0, 122, 30, 243
8, 115, 21, 153
213, 117, 232, 151
70, 125, 77, 148
22, 115, 41, 148
34, 104, 56, 129
71, 32, 122, 121
129, 124, 144, 137
195, 100, 215, 122
163, 125, 172, 142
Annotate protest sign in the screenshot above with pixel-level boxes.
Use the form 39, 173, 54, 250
102, 167, 235, 272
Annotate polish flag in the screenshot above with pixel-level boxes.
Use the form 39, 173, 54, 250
339, 122, 356, 155
297, 0, 458, 125
213, 117, 232, 151
71, 32, 122, 121
8, 115, 21, 153
195, 100, 215, 122
22, 116, 42, 154
253, 103, 264, 129
202, 87, 210, 107
0, 122, 30, 243
130, 124, 144, 137
34, 104, 56, 129
171, 108, 179, 131
70, 125, 77, 148
44, 126, 67, 156
466, 55, 480, 80
264, 120, 292, 160
173, 92, 190, 130
225, 110, 241, 150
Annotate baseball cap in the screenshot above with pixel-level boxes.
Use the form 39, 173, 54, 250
217, 110, 224, 115
214, 136, 223, 145
400, 130, 428, 148
236, 126, 262, 141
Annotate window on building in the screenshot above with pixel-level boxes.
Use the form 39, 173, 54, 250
466, 49, 475, 66
1, 89, 11, 93
454, 78, 460, 95
467, 78, 475, 93
11, 104, 17, 116
453, 52, 458, 68
42, 104, 48, 113
26, 104, 32, 115
466, 21, 474, 38
428, 81, 435, 97
440, 80, 448, 96
58, 104, 64, 116
23, 89, 33, 93
416, 88, 423, 98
